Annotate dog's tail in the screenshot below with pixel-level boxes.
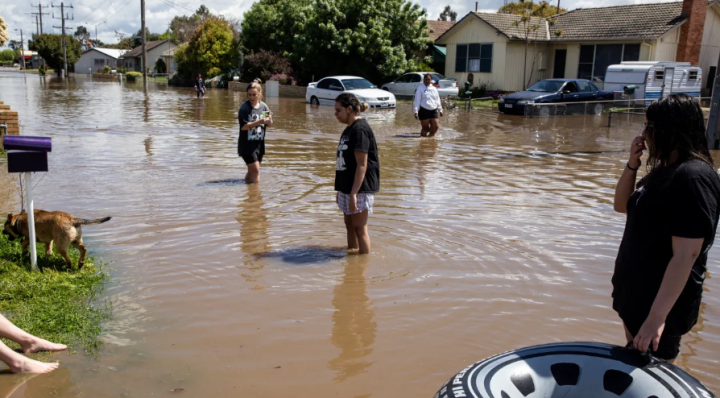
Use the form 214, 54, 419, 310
77, 217, 112, 226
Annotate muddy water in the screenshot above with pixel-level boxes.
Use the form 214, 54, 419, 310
0, 72, 718, 397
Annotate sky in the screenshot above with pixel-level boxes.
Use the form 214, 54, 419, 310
2, 0, 680, 48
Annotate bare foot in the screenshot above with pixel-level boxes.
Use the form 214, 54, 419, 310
9, 357, 59, 374
21, 337, 67, 354
346, 248, 360, 255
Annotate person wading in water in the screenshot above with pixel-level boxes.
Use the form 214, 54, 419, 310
238, 82, 272, 184
612, 94, 720, 363
334, 93, 380, 255
413, 73, 443, 137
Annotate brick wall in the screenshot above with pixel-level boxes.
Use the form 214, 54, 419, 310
0, 101, 19, 150
229, 81, 307, 98
676, 0, 707, 64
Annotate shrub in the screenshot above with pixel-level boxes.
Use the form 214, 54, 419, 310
459, 81, 497, 99
414, 61, 436, 72
268, 73, 296, 86
155, 58, 166, 73
99, 65, 111, 74
38, 66, 46, 76
116, 67, 127, 74
126, 71, 142, 80
242, 49, 292, 83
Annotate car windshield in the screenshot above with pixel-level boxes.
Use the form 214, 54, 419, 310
342, 79, 376, 90
527, 80, 565, 92
431, 73, 445, 82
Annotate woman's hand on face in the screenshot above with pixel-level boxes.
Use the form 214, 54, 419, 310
633, 314, 665, 354
348, 194, 358, 213
629, 135, 646, 170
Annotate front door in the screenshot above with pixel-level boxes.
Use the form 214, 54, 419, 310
662, 68, 674, 98
553, 50, 567, 79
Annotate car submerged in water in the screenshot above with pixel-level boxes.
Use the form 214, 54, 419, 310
499, 79, 614, 116
306, 76, 396, 109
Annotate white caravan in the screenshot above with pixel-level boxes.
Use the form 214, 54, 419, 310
604, 62, 702, 101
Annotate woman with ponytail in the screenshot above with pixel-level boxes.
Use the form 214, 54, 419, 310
334, 93, 380, 254
238, 82, 272, 184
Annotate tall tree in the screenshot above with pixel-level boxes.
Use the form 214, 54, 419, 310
8, 40, 22, 51
499, 1, 565, 17
0, 16, 8, 47
74, 26, 89, 41
29, 34, 82, 74
132, 27, 162, 48
510, 0, 563, 89
174, 18, 241, 78
0, 49, 16, 61
439, 5, 457, 22
167, 4, 235, 43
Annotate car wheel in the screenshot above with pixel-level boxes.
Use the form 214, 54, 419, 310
592, 103, 603, 115
310, 96, 320, 106
538, 106, 550, 117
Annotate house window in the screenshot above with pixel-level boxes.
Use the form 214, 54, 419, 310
94, 59, 105, 66
578, 44, 641, 83
456, 43, 493, 73
688, 70, 698, 80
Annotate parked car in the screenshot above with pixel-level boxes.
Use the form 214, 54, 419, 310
381, 72, 459, 97
306, 76, 396, 109
498, 79, 614, 116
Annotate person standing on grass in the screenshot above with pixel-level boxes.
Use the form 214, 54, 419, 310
334, 93, 379, 255
238, 82, 272, 184
413, 73, 443, 137
612, 94, 720, 363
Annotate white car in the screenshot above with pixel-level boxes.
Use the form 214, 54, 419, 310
306, 76, 396, 109
381, 72, 459, 97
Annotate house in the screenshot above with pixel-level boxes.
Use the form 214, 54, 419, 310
18, 51, 40, 69
435, 0, 720, 94
160, 46, 180, 75
74, 48, 127, 74
120, 40, 177, 73
426, 20, 456, 74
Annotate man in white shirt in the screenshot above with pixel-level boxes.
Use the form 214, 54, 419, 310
413, 74, 444, 137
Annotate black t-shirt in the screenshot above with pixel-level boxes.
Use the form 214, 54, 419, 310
612, 159, 720, 335
334, 118, 380, 194
237, 100, 270, 157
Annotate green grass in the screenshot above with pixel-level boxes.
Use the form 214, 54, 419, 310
0, 233, 110, 355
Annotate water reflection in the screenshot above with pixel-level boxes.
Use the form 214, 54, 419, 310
237, 185, 269, 289
415, 139, 440, 200
330, 256, 376, 381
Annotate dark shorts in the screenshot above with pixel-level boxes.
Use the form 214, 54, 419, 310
624, 323, 682, 360
418, 107, 439, 121
241, 150, 263, 165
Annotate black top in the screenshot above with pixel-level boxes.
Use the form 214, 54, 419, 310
612, 159, 720, 335
237, 100, 270, 157
334, 118, 380, 194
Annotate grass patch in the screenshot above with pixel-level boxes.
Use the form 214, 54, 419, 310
0, 233, 110, 354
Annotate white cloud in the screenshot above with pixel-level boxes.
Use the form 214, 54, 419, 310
0, 0, 686, 47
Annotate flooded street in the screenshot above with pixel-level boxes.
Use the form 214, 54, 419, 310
0, 72, 718, 397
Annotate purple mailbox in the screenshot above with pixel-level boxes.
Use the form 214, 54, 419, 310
3, 136, 52, 173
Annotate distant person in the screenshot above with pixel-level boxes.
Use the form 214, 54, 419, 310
334, 93, 379, 255
238, 82, 272, 184
612, 94, 720, 364
194, 74, 205, 98
0, 313, 66, 373
413, 73, 443, 137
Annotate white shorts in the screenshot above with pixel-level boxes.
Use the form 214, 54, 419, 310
337, 192, 374, 215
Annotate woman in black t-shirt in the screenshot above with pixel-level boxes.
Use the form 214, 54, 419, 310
612, 94, 720, 363
238, 82, 272, 184
334, 93, 380, 255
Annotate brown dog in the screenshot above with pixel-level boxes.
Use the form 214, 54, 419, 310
3, 210, 111, 269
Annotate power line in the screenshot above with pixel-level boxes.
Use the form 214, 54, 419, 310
75, 0, 116, 23
52, 2, 74, 78
161, 0, 195, 13
91, 0, 135, 26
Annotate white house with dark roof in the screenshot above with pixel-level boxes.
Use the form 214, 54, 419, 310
435, 0, 720, 93
119, 40, 177, 73
74, 48, 127, 74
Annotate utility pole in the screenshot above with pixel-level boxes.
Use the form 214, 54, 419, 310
52, 2, 73, 78
30, 4, 50, 69
708, 52, 720, 149
557, 0, 561, 15
14, 30, 26, 70
141, 0, 147, 90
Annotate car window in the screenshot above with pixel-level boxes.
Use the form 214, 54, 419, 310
328, 79, 344, 91
527, 80, 564, 92
316, 79, 331, 89
590, 83, 601, 92
577, 81, 593, 93
432, 73, 445, 81
563, 82, 578, 93
341, 79, 376, 90
409, 74, 422, 83
396, 74, 411, 83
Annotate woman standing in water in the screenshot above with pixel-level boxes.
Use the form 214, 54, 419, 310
194, 74, 205, 98
413, 73, 443, 137
613, 94, 720, 363
334, 93, 379, 254
238, 82, 272, 184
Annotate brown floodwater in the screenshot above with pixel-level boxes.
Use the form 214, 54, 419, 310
0, 72, 718, 397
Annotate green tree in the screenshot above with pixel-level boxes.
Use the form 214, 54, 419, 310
242, 0, 430, 83
132, 28, 163, 48
0, 16, 9, 47
29, 34, 82, 74
155, 57, 167, 73
439, 5, 457, 21
0, 49, 15, 61
174, 18, 241, 78
499, 1, 565, 17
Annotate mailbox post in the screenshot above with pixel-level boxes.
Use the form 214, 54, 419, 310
2, 136, 52, 271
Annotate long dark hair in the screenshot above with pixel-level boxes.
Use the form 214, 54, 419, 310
336, 93, 369, 114
642, 94, 713, 183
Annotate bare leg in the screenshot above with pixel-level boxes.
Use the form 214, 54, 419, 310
344, 214, 359, 252
419, 120, 431, 137
429, 118, 439, 137
351, 210, 370, 254
245, 161, 261, 184
0, 314, 66, 354
0, 340, 59, 374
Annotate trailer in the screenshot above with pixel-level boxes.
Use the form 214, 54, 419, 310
604, 62, 702, 102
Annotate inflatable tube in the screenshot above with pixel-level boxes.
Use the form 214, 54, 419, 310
434, 342, 715, 398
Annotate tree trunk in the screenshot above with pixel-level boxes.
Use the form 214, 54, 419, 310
523, 39, 528, 90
